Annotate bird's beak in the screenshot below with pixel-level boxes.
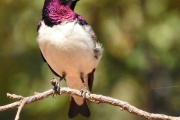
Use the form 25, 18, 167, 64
69, 0, 79, 10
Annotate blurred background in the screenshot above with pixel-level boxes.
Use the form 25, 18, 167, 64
0, 0, 180, 119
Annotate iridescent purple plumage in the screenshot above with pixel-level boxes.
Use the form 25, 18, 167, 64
76, 14, 88, 25
42, 0, 87, 26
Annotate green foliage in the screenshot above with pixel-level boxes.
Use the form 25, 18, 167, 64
0, 0, 179, 119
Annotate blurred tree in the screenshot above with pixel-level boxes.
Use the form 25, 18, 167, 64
0, 0, 179, 120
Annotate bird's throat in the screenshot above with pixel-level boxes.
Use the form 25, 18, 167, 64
42, 0, 76, 26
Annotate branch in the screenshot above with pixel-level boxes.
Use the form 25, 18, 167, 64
0, 85, 179, 120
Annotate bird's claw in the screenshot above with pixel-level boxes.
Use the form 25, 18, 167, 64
80, 87, 90, 98
51, 77, 60, 97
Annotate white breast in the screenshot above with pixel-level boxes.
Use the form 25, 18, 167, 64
37, 20, 102, 77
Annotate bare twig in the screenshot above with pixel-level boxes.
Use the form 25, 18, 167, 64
7, 93, 23, 100
0, 87, 180, 120
15, 99, 27, 120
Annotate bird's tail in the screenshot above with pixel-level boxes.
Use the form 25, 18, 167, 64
68, 97, 90, 118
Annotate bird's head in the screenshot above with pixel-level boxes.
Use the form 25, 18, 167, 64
42, 0, 79, 26
61, 0, 79, 10
43, 0, 79, 10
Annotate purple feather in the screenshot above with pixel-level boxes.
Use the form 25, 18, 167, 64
42, 0, 87, 26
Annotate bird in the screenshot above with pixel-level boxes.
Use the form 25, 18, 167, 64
36, 0, 103, 118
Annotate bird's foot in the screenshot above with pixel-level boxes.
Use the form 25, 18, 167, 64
51, 77, 60, 97
80, 86, 90, 98
80, 72, 90, 98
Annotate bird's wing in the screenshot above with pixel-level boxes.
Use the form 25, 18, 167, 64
88, 69, 95, 91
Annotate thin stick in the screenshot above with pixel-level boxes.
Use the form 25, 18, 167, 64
15, 99, 27, 120
0, 87, 179, 120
